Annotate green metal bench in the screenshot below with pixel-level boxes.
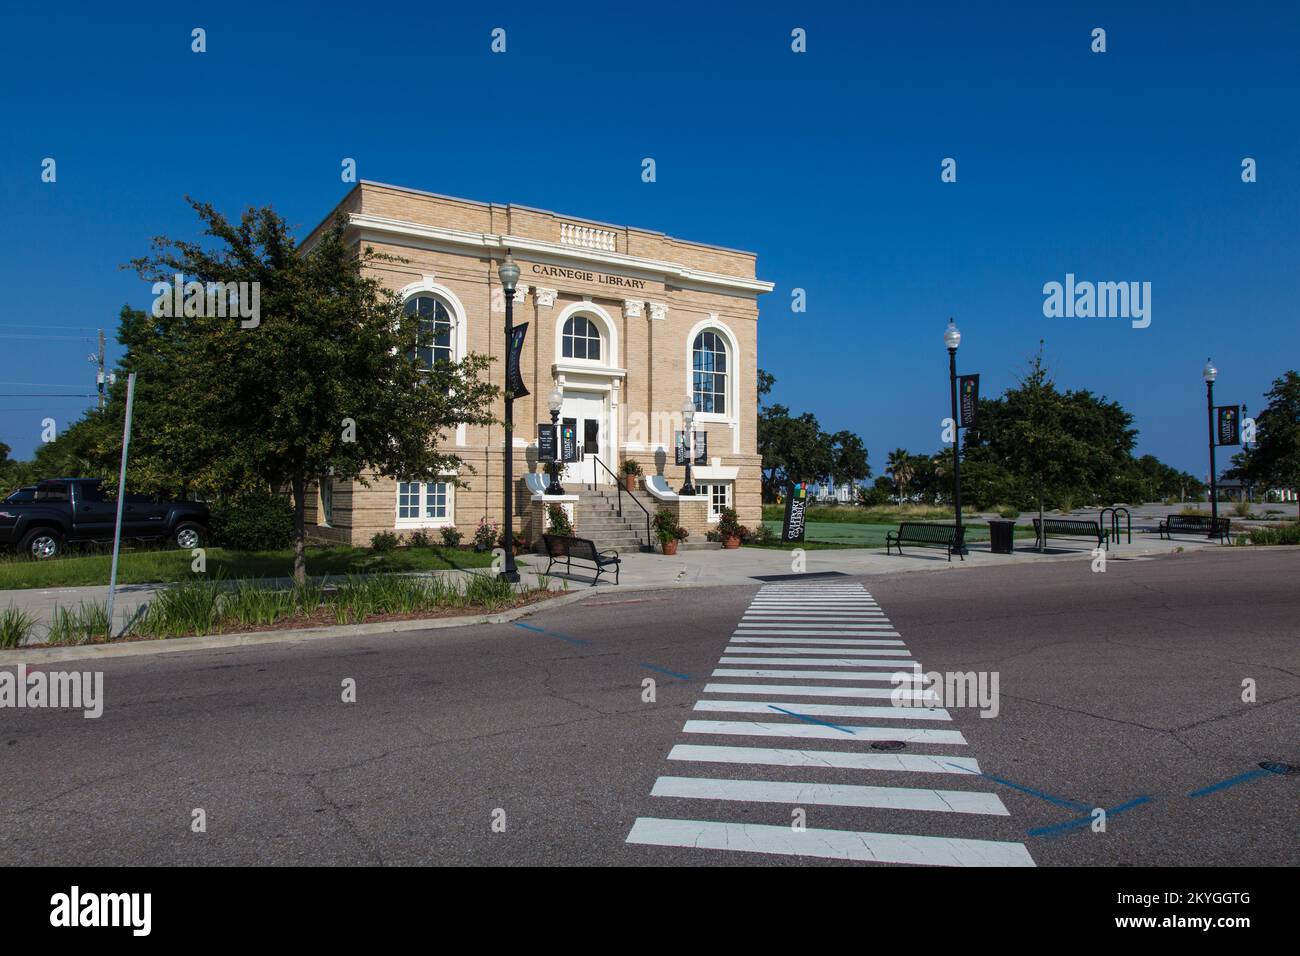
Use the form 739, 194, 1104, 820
885, 522, 965, 561
1158, 514, 1230, 543
542, 534, 621, 585
1032, 517, 1108, 550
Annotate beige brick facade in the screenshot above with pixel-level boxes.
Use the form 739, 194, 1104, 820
303, 182, 772, 547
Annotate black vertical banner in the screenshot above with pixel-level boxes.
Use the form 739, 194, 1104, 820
537, 423, 556, 462
959, 374, 979, 429
506, 323, 529, 398
781, 481, 809, 543
1216, 405, 1240, 446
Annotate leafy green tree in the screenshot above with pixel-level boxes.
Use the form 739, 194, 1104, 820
1002, 345, 1094, 546
128, 199, 499, 585
828, 430, 870, 490
1237, 371, 1300, 517
757, 405, 832, 501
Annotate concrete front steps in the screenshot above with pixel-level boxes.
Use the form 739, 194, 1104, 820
570, 484, 722, 553
572, 484, 655, 552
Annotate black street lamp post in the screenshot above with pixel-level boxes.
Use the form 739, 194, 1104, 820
546, 385, 565, 495
499, 254, 521, 583
945, 320, 967, 554
1204, 358, 1218, 524
678, 396, 697, 496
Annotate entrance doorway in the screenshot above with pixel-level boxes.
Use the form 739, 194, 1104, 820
560, 389, 607, 484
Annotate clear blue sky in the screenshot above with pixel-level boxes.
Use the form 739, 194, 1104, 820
2, 1, 1297, 478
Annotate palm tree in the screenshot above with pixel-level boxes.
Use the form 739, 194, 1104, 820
887, 448, 914, 506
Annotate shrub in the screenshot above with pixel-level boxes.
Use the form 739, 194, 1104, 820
46, 602, 110, 645
716, 507, 743, 540
0, 605, 38, 649
999, 507, 1020, 519
440, 526, 463, 548
652, 508, 681, 544
743, 523, 776, 545
210, 492, 294, 551
1245, 524, 1300, 546
407, 529, 431, 548
473, 518, 499, 552
546, 503, 574, 537
1232, 499, 1252, 517
370, 531, 399, 553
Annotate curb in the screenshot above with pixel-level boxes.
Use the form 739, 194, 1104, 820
4, 588, 596, 666
1, 541, 1234, 665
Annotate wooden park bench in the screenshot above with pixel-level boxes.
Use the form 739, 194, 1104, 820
542, 534, 621, 586
1158, 514, 1230, 543
1032, 517, 1108, 550
885, 522, 965, 562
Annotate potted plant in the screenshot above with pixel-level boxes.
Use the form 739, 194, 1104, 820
652, 508, 684, 555
621, 458, 644, 492
716, 507, 743, 549
546, 502, 574, 537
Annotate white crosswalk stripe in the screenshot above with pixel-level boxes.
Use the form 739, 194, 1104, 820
625, 581, 1034, 866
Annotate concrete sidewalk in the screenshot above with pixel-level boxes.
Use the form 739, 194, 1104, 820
579, 533, 1214, 589
1, 533, 1219, 637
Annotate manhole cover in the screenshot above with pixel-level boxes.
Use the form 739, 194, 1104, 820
870, 740, 906, 751
1259, 761, 1300, 775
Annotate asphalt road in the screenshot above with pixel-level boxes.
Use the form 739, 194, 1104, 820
1, 547, 1295, 866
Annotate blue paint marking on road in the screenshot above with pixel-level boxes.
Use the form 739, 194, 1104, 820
512, 622, 591, 646
639, 663, 692, 681
768, 704, 855, 735
1027, 796, 1153, 838
1188, 768, 1272, 798
942, 763, 1092, 813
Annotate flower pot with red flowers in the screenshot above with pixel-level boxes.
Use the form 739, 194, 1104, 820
621, 458, 643, 493
716, 507, 744, 549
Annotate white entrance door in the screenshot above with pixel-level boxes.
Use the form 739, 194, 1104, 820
560, 390, 608, 484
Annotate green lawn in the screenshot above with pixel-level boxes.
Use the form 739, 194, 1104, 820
0, 545, 495, 590
760, 520, 1037, 548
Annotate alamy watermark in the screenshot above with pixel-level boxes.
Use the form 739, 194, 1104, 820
1042, 273, 1150, 329
1, 664, 103, 718
890, 669, 1000, 718
151, 274, 261, 328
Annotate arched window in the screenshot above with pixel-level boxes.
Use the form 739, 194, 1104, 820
405, 294, 454, 371
692, 330, 728, 414
561, 315, 602, 361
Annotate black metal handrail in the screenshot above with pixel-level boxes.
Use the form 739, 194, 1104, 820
589, 454, 652, 550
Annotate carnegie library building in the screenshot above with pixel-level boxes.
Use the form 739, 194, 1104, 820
301, 181, 773, 550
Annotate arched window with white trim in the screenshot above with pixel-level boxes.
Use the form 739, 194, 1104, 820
404, 293, 455, 372
562, 314, 602, 361
692, 330, 728, 415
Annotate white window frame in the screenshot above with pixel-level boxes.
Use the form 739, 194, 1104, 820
394, 480, 454, 528
684, 317, 740, 430
553, 301, 619, 369
696, 481, 733, 521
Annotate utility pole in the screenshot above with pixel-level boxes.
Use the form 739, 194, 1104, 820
91, 329, 106, 410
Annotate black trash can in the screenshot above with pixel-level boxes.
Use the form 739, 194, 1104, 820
987, 519, 1015, 554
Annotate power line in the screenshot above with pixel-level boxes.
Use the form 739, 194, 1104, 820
0, 333, 96, 341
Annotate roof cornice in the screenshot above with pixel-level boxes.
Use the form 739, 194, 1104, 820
346, 213, 775, 297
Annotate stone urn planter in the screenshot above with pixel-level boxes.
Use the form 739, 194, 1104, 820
722, 535, 741, 549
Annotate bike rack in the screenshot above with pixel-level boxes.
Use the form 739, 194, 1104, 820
1100, 506, 1131, 545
